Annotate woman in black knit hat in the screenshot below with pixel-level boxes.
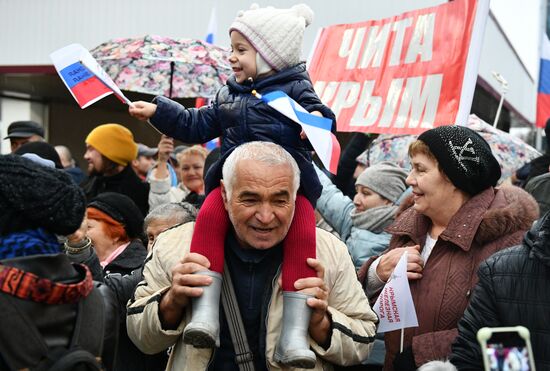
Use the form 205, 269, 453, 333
357, 125, 540, 371
85, 192, 147, 275
68, 192, 171, 371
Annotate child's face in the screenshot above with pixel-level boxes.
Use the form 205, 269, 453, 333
353, 185, 391, 212
229, 31, 257, 83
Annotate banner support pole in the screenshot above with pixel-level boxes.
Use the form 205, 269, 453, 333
400, 327, 404, 353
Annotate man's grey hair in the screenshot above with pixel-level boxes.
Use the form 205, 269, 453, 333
143, 202, 197, 232
417, 361, 457, 371
55, 145, 75, 168
222, 142, 300, 200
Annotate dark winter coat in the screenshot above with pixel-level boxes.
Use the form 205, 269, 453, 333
101, 240, 167, 371
333, 132, 375, 198
358, 186, 539, 370
0, 254, 119, 370
526, 153, 550, 183
450, 210, 550, 370
80, 165, 150, 216
102, 239, 147, 276
68, 240, 168, 371
149, 63, 336, 205
525, 172, 550, 216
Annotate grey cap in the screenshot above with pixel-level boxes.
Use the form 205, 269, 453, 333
5, 120, 44, 139
356, 161, 408, 203
137, 143, 158, 157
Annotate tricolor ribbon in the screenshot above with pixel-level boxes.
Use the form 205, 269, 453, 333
253, 90, 340, 174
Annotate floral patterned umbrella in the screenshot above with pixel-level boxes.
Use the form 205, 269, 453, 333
356, 114, 541, 183
91, 35, 232, 98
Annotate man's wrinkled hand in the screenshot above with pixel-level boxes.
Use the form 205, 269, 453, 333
159, 253, 211, 329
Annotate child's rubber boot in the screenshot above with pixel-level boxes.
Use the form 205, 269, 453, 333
182, 270, 222, 348
274, 292, 317, 368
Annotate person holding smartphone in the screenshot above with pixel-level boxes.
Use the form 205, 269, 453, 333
450, 210, 550, 370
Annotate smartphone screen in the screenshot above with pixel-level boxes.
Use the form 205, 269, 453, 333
484, 331, 533, 371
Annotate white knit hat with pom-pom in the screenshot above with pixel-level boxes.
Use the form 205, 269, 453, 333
229, 3, 313, 71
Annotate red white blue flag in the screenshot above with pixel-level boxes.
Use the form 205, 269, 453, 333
537, 32, 550, 128
254, 90, 341, 174
50, 44, 130, 109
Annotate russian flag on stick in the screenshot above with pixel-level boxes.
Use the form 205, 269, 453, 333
50, 44, 131, 109
253, 90, 341, 174
537, 32, 550, 128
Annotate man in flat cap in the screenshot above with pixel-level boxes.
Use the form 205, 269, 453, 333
132, 143, 158, 181
4, 120, 45, 153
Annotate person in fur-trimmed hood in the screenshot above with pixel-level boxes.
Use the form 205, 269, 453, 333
357, 125, 539, 371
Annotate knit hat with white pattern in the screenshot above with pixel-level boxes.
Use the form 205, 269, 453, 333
417, 125, 501, 195
229, 3, 313, 72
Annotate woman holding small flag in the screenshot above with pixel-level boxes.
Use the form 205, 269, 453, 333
358, 125, 538, 370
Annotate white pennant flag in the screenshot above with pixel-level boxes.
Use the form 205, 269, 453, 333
373, 252, 418, 333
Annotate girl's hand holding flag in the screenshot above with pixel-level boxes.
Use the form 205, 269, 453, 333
129, 101, 157, 121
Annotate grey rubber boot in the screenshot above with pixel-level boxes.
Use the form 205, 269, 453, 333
183, 270, 222, 348
274, 292, 317, 368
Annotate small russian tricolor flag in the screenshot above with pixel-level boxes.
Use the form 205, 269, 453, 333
50, 44, 130, 109
537, 32, 550, 128
254, 90, 340, 174
58, 61, 112, 109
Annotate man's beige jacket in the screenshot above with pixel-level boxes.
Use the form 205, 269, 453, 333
127, 222, 378, 370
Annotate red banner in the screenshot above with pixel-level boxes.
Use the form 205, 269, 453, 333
308, 0, 485, 135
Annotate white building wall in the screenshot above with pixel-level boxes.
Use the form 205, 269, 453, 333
0, 0, 541, 123
0, 98, 48, 154
477, 14, 537, 123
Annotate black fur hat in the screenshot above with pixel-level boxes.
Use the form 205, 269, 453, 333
87, 192, 144, 239
0, 155, 85, 235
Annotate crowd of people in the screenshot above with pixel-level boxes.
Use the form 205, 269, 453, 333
1, 3, 549, 371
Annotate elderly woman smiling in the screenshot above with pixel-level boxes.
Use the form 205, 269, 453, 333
359, 125, 539, 371
149, 144, 208, 209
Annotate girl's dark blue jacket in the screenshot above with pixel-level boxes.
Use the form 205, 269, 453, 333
149, 62, 336, 204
